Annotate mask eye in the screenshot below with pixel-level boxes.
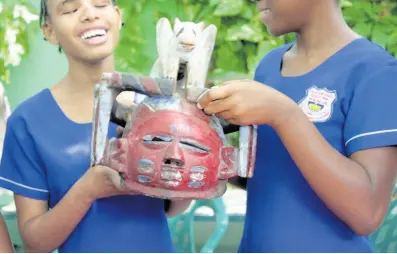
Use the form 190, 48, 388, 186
179, 139, 210, 153
176, 27, 184, 37
142, 135, 173, 144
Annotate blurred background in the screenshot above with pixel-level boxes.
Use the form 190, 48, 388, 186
0, 0, 397, 252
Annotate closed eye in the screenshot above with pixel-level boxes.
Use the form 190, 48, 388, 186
63, 9, 77, 14
93, 0, 111, 8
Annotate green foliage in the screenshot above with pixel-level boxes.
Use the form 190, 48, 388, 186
343, 0, 397, 55
0, 0, 38, 84
116, 0, 397, 81
114, 0, 396, 146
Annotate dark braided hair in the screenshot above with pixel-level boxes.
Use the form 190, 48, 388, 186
39, 0, 119, 52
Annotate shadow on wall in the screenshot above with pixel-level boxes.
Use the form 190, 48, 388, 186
6, 0, 68, 110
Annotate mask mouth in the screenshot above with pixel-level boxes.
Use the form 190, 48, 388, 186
178, 42, 195, 52
119, 172, 126, 188
161, 167, 183, 187
161, 167, 182, 180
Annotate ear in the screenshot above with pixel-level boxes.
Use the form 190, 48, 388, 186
114, 6, 123, 29
197, 21, 205, 32
174, 17, 181, 33
41, 23, 59, 46
218, 146, 238, 179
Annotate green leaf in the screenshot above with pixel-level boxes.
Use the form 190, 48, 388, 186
215, 41, 246, 73
387, 32, 397, 47
213, 0, 244, 17
341, 0, 353, 8
246, 41, 278, 75
353, 22, 373, 38
239, 4, 254, 20
226, 23, 264, 42
371, 24, 389, 48
207, 71, 251, 83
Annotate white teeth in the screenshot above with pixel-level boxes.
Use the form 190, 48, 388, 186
81, 29, 106, 40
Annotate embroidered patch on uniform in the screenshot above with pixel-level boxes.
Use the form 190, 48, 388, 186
298, 86, 337, 122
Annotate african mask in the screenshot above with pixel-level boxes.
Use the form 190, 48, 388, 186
90, 17, 257, 200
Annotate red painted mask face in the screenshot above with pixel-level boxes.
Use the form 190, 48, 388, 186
105, 96, 238, 199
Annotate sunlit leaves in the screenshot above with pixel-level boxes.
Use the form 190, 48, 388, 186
0, 0, 38, 84
213, 0, 244, 17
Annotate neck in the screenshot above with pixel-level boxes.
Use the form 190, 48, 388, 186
293, 4, 359, 57
64, 54, 115, 94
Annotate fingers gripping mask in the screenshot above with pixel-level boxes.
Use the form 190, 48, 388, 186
90, 17, 257, 200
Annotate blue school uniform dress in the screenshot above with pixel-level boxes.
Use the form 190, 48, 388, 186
0, 89, 175, 253
239, 38, 397, 252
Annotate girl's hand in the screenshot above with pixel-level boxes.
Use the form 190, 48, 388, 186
81, 165, 135, 201
197, 79, 298, 127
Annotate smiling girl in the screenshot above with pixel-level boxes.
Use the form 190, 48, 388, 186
0, 0, 183, 252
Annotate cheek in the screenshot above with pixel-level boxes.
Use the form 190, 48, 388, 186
52, 21, 75, 44
130, 143, 164, 164
184, 151, 220, 180
111, 24, 120, 39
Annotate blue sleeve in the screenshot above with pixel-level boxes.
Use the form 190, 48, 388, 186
344, 64, 397, 156
0, 115, 49, 200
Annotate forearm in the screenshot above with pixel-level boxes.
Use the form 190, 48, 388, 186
274, 108, 382, 234
0, 215, 14, 252
22, 179, 94, 252
166, 200, 192, 218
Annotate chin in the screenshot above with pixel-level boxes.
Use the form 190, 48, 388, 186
266, 25, 292, 37
78, 47, 114, 63
85, 53, 113, 63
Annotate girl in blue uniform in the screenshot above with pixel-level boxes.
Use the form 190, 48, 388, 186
0, 0, 190, 252
198, 0, 397, 252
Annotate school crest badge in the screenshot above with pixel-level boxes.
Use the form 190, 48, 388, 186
298, 86, 337, 122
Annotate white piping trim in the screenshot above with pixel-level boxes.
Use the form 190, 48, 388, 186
0, 176, 48, 193
345, 129, 397, 146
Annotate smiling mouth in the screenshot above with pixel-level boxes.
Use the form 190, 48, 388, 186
80, 29, 108, 40
261, 9, 270, 14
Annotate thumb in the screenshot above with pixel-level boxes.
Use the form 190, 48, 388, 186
102, 165, 125, 189
116, 126, 124, 138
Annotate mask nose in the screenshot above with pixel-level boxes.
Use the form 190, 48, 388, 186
163, 141, 185, 167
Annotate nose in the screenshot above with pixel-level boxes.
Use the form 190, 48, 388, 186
79, 2, 99, 22
256, 0, 268, 12
163, 141, 185, 167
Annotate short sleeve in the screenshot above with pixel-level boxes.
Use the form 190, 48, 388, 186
0, 115, 49, 200
344, 64, 397, 156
